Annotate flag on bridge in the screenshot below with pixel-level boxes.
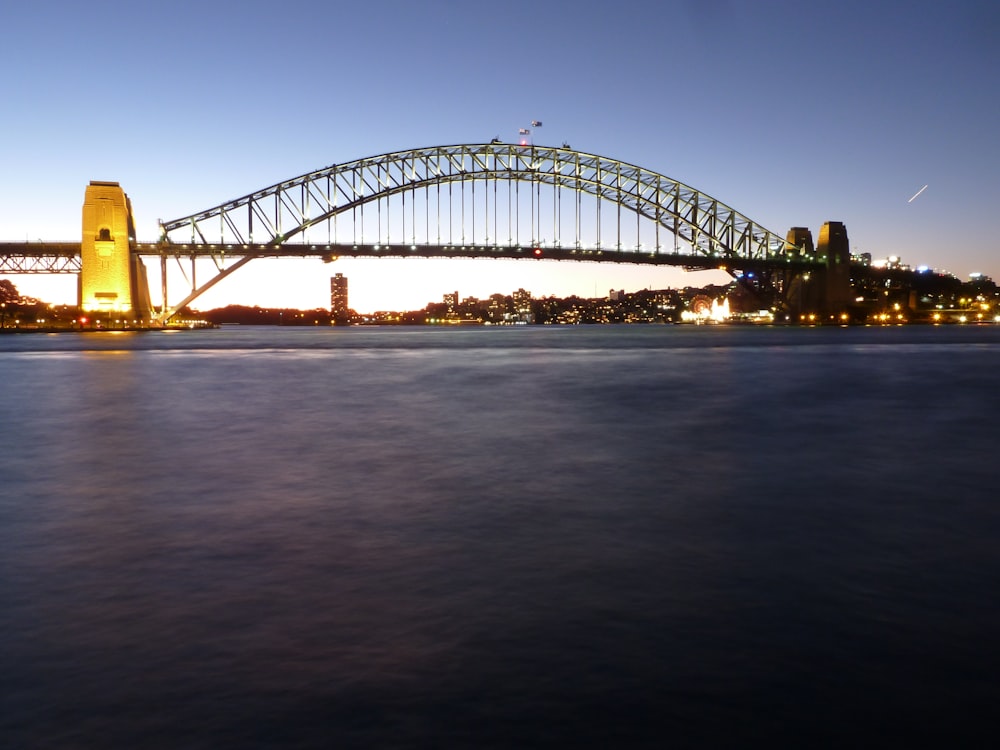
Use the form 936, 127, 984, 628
531, 120, 542, 127
519, 128, 530, 135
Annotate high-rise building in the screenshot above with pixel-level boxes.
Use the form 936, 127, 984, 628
330, 273, 349, 324
443, 291, 459, 316
487, 293, 507, 323
512, 288, 533, 323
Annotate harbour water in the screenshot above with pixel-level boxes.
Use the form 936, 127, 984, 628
2, 325, 999, 747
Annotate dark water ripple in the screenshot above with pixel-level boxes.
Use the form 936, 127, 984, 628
2, 326, 999, 747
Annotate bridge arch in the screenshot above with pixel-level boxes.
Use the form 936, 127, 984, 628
161, 143, 793, 260
152, 143, 806, 318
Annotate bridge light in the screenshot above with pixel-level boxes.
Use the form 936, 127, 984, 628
534, 248, 543, 257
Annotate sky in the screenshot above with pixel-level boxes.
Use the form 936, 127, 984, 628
2, 0, 997, 313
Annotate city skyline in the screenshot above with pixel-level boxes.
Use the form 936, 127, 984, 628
2, 0, 997, 313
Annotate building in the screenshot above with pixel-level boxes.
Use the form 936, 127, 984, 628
512, 288, 533, 323
330, 273, 349, 324
443, 291, 459, 317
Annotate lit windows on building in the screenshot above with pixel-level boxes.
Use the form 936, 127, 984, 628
330, 273, 349, 324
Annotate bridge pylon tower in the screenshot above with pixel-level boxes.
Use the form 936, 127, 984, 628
783, 222, 856, 322
80, 181, 152, 321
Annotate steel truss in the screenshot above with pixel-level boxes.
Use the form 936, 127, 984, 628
155, 144, 808, 317
0, 244, 82, 273
161, 144, 796, 262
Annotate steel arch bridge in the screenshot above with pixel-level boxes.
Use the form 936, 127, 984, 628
150, 143, 810, 316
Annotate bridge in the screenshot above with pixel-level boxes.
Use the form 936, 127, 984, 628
0, 143, 847, 323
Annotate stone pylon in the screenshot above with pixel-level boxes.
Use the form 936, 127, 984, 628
817, 221, 852, 314
80, 181, 152, 320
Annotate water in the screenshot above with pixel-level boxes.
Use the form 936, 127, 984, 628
2, 325, 999, 747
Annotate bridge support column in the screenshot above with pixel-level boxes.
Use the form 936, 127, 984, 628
80, 181, 152, 322
818, 221, 853, 318
783, 227, 819, 321
784, 222, 854, 323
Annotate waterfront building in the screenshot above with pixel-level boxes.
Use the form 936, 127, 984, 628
512, 288, 533, 323
330, 273, 349, 324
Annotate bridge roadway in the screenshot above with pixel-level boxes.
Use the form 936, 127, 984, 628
1, 241, 823, 275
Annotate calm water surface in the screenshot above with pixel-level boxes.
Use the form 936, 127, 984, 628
2, 325, 999, 747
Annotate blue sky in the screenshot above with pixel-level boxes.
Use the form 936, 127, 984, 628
2, 0, 997, 312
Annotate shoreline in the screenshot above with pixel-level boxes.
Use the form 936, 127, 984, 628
2, 320, 998, 334
0, 324, 218, 334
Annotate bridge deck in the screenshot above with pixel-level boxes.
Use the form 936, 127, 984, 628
0, 242, 82, 255
0, 241, 822, 275
0, 243, 83, 273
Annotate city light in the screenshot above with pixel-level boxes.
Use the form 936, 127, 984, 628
681, 297, 730, 323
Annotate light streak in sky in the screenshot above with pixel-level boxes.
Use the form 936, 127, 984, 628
908, 184, 929, 203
